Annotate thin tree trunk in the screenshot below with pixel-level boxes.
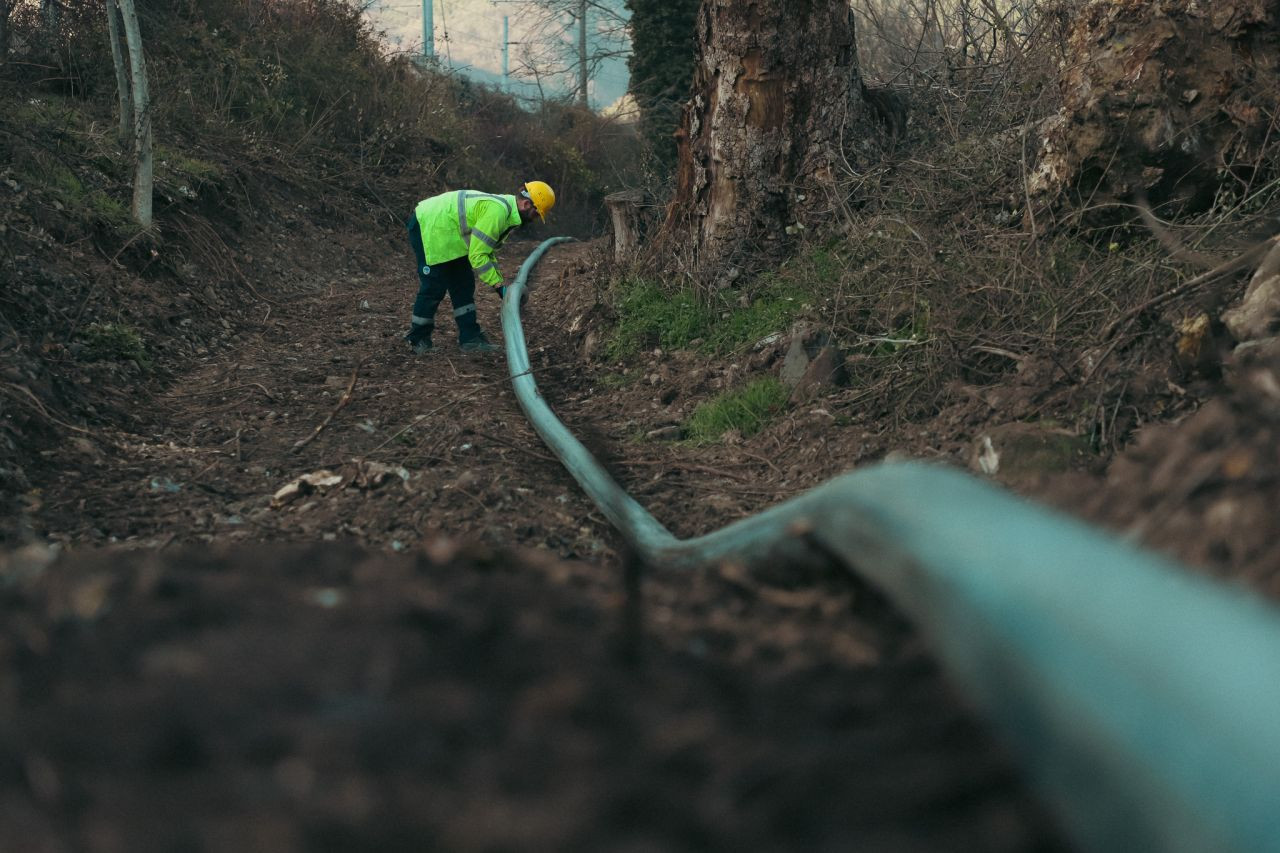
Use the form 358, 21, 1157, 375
117, 0, 152, 228
664, 0, 878, 283
0, 1, 11, 66
41, 0, 57, 37
577, 0, 588, 107
106, 0, 134, 149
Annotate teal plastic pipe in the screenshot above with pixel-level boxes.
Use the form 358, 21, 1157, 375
502, 238, 1280, 853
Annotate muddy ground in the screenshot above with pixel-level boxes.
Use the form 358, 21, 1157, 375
0, 540, 1066, 852
3, 201, 1279, 850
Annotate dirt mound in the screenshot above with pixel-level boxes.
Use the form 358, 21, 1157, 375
1035, 342, 1280, 599
0, 540, 1064, 851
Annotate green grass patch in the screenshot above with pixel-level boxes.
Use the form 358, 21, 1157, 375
79, 322, 149, 366
86, 190, 135, 232
605, 243, 847, 360
20, 154, 137, 234
607, 278, 714, 359
606, 273, 815, 360
684, 377, 789, 443
156, 145, 225, 184
11, 96, 87, 135
48, 165, 84, 197
703, 286, 806, 353
596, 371, 633, 389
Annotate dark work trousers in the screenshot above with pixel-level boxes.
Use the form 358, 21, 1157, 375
405, 214, 482, 344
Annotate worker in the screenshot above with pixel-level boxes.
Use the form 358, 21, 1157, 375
403, 181, 555, 354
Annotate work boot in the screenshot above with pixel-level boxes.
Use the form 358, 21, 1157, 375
406, 331, 434, 355
459, 332, 499, 353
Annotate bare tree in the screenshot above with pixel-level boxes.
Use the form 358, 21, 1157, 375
106, 0, 153, 227
507, 0, 628, 107
662, 0, 882, 283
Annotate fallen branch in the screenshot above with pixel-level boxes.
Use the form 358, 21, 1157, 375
739, 448, 785, 477
0, 382, 93, 434
1099, 235, 1280, 343
1133, 193, 1222, 271
291, 362, 359, 452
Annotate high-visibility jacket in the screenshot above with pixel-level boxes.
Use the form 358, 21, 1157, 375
414, 191, 522, 288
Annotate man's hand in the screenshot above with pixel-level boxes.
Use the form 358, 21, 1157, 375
498, 286, 529, 307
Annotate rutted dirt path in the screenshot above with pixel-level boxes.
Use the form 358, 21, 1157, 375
23, 233, 880, 564
28, 239, 611, 559
0, 234, 1071, 849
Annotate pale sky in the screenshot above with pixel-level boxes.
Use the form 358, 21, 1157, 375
362, 0, 631, 109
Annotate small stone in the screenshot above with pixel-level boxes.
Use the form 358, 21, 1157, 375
306, 587, 345, 608
645, 425, 683, 441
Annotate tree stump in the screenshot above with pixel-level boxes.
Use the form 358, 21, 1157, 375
605, 190, 648, 262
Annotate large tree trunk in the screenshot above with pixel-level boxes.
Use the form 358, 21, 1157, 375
662, 0, 878, 284
117, 0, 153, 228
1028, 0, 1280, 222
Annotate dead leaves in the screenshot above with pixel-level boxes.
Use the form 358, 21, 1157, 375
271, 461, 411, 508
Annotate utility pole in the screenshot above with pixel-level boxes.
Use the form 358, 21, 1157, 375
501, 15, 509, 91
421, 0, 433, 59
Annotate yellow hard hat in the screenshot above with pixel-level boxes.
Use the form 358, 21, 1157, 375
523, 180, 555, 221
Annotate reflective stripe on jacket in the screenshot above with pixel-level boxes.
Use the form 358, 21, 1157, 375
414, 191, 521, 288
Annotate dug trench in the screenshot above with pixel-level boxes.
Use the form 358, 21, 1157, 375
0, 232, 1070, 849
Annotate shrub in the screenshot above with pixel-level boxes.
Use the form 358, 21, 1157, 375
80, 322, 149, 366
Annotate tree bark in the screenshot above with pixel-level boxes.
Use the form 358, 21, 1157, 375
662, 0, 878, 284
1028, 0, 1280, 222
105, 0, 133, 150
117, 0, 152, 228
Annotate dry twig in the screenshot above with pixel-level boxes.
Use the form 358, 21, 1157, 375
171, 382, 277, 402
291, 362, 360, 452
1099, 236, 1279, 344
366, 368, 536, 455
466, 428, 560, 464
621, 458, 751, 482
